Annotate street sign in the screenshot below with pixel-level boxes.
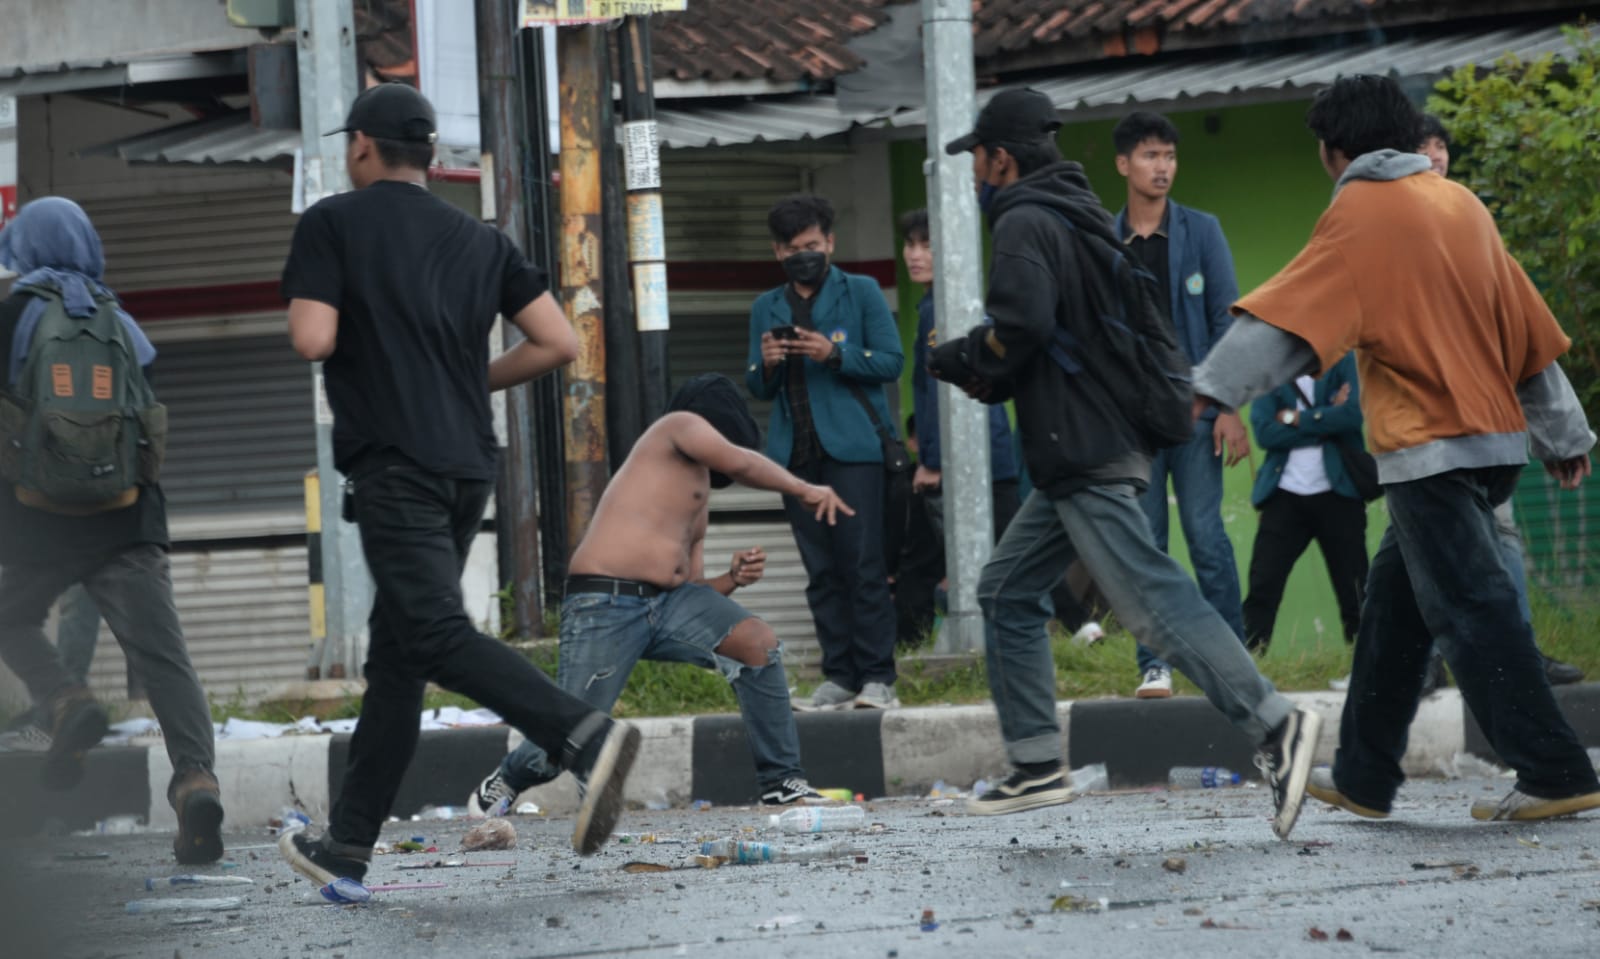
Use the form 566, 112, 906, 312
521, 1, 685, 26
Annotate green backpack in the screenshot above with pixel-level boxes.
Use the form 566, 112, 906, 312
0, 286, 167, 514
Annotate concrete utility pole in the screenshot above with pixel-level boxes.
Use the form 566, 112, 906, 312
475, 0, 543, 638
617, 16, 671, 424
921, 0, 991, 654
557, 25, 609, 553
294, 0, 370, 678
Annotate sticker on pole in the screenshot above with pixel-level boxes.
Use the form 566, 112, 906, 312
627, 194, 666, 261
632, 262, 669, 332
623, 121, 661, 191
522, 1, 686, 26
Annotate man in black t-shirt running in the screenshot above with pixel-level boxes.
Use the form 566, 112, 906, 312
277, 84, 639, 886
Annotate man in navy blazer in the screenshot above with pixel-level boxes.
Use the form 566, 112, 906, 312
746, 194, 906, 711
1112, 112, 1251, 699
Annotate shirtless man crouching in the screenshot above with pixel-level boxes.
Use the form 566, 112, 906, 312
468, 374, 852, 815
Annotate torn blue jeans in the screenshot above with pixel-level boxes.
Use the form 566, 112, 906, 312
498, 583, 803, 791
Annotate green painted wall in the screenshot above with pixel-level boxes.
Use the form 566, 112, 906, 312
883, 98, 1389, 658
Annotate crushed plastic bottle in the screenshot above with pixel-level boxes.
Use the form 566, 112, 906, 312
1069, 762, 1109, 794
1167, 766, 1242, 789
317, 877, 372, 904
412, 805, 465, 821
125, 897, 244, 915
699, 839, 862, 864
768, 805, 865, 834
96, 815, 146, 835
272, 807, 312, 835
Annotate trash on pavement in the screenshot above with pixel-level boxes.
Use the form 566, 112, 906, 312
366, 882, 446, 892
699, 838, 863, 865
55, 851, 110, 861
413, 805, 466, 820
461, 818, 517, 851
816, 788, 853, 802
1438, 751, 1509, 780
1162, 857, 1187, 874
269, 807, 312, 835
920, 908, 938, 932
126, 897, 245, 915
691, 799, 713, 811
1069, 763, 1109, 794
396, 859, 515, 870
145, 875, 255, 890
93, 815, 147, 835
622, 862, 675, 873
515, 802, 542, 815
1051, 894, 1105, 913
754, 914, 803, 931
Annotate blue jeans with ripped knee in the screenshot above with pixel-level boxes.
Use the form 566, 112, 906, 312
497, 584, 803, 791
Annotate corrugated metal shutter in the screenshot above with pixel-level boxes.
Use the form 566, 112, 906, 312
157, 334, 317, 528
83, 186, 298, 290
701, 518, 820, 671
85, 544, 312, 700
660, 156, 804, 262
1514, 468, 1598, 606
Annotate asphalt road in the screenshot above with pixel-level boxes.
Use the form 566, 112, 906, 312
5, 777, 1597, 959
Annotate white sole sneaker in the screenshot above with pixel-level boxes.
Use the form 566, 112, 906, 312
571, 723, 642, 856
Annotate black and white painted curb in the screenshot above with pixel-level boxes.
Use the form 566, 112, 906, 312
4, 686, 1597, 838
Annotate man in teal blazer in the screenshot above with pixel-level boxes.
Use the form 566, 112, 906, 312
746, 194, 905, 711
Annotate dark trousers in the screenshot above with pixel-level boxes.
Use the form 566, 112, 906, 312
1242, 489, 1369, 652
900, 479, 1023, 646
784, 457, 897, 689
0, 544, 214, 797
331, 458, 601, 849
1332, 467, 1598, 810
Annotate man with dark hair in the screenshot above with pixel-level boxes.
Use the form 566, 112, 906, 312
747, 194, 905, 711
466, 374, 847, 815
277, 83, 641, 886
937, 88, 1321, 839
1195, 74, 1599, 823
1111, 110, 1250, 699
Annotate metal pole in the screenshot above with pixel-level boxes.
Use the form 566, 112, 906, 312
557, 25, 609, 554
921, 0, 991, 655
295, 0, 370, 677
476, 0, 541, 639
599, 32, 642, 467
618, 16, 671, 424
517, 26, 568, 617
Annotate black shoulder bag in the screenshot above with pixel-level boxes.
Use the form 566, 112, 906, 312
846, 382, 912, 557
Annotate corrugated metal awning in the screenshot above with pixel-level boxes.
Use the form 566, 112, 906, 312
893, 23, 1574, 127
80, 22, 1574, 160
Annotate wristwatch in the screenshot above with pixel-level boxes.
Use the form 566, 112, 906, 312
1279, 409, 1297, 426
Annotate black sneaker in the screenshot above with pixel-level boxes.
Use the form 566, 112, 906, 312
1255, 708, 1323, 840
965, 768, 1074, 816
467, 768, 517, 818
1542, 651, 1584, 686
761, 778, 829, 805
277, 828, 368, 884
569, 721, 642, 856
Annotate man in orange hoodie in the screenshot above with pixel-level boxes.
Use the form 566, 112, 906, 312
1191, 75, 1600, 823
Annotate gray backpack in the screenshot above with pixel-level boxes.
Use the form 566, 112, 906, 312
0, 286, 167, 513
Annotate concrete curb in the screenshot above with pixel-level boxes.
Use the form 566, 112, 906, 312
3, 684, 1596, 836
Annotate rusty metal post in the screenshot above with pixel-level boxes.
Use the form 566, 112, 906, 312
476, 0, 542, 638
557, 25, 608, 552
618, 15, 671, 425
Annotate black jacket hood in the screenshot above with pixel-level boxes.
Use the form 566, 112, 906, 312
987, 161, 1120, 248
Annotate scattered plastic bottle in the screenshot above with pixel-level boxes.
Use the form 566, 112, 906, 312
1167, 766, 1242, 789
145, 875, 255, 890
272, 808, 311, 835
317, 877, 372, 904
96, 815, 146, 835
769, 805, 866, 834
412, 805, 465, 821
699, 839, 862, 864
1069, 762, 1109, 794
125, 897, 244, 915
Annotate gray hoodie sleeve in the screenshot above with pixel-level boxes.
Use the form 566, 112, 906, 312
1519, 361, 1597, 462
1191, 312, 1320, 410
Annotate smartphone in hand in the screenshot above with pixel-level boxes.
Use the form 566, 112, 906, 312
770, 325, 800, 341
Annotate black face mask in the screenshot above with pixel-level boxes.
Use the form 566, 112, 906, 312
781, 250, 829, 287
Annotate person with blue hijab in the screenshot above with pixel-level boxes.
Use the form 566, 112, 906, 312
0, 197, 224, 864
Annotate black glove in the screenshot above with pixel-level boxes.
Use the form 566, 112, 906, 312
928, 337, 977, 384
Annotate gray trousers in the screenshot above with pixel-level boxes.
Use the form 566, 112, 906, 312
0, 544, 214, 790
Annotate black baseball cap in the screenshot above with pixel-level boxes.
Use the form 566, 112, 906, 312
944, 88, 1061, 155
324, 82, 438, 143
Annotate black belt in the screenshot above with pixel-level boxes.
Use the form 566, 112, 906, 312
564, 575, 663, 599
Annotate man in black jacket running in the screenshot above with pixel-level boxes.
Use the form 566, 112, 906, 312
934, 89, 1321, 840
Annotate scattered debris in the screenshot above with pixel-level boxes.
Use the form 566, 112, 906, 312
1439, 752, 1509, 780
621, 862, 674, 873
462, 818, 517, 852
1069, 763, 1109, 794
1200, 918, 1252, 930
1050, 894, 1104, 913
920, 908, 938, 932
1162, 857, 1187, 874
515, 802, 542, 816
754, 914, 803, 931
366, 883, 446, 892
55, 851, 110, 861
1309, 927, 1329, 941
1411, 861, 1475, 871
1337, 929, 1354, 942
145, 875, 254, 890
126, 897, 245, 915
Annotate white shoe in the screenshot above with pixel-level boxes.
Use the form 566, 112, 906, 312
1135, 666, 1173, 699
466, 769, 516, 819
853, 682, 901, 710
792, 679, 857, 712
1328, 673, 1351, 692
1070, 621, 1106, 646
